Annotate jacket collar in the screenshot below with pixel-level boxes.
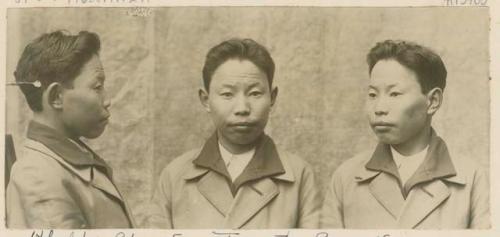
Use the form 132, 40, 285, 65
183, 133, 291, 227
356, 128, 465, 197
186, 133, 289, 184
27, 121, 113, 178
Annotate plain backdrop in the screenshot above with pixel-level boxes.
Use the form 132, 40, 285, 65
5, 7, 489, 225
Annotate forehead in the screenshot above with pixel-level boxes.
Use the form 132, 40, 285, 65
369, 59, 421, 89
211, 59, 268, 87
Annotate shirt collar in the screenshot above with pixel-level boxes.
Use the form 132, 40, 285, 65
27, 120, 113, 178
218, 141, 256, 167
391, 144, 428, 169
193, 132, 286, 190
364, 128, 458, 198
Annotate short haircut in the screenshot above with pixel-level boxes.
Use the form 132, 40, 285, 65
15, 30, 101, 111
202, 38, 275, 91
367, 40, 447, 93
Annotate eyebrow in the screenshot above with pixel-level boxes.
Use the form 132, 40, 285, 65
219, 83, 236, 89
247, 82, 262, 89
368, 84, 398, 90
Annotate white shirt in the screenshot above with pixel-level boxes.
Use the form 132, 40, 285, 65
391, 145, 428, 186
218, 143, 256, 182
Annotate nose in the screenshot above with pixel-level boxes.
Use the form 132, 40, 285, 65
373, 97, 388, 116
233, 95, 250, 116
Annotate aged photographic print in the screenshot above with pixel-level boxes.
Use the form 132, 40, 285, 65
2, 3, 491, 232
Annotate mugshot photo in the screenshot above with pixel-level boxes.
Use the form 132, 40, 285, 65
4, 6, 490, 229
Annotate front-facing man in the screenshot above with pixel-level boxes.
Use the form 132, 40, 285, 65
148, 38, 320, 229
321, 40, 489, 229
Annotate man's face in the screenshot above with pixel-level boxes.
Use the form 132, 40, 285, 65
61, 54, 111, 139
203, 59, 276, 149
366, 59, 430, 145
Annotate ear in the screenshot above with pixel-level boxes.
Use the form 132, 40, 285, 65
270, 86, 278, 107
426, 87, 443, 115
46, 82, 64, 110
198, 88, 211, 112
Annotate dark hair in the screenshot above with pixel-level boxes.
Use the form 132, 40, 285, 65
202, 38, 275, 91
15, 30, 101, 111
367, 40, 447, 93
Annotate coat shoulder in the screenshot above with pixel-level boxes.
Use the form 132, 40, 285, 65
450, 151, 485, 172
448, 149, 487, 182
159, 148, 202, 180
334, 150, 373, 177
8, 142, 75, 199
276, 148, 313, 171
10, 144, 67, 182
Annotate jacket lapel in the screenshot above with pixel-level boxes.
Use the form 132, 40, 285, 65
368, 172, 405, 219
363, 143, 405, 218
398, 180, 451, 228
223, 137, 293, 228
190, 132, 291, 227
196, 171, 234, 216
191, 133, 234, 216
90, 168, 136, 227
90, 168, 124, 201
225, 178, 280, 228
362, 128, 463, 228
402, 131, 457, 196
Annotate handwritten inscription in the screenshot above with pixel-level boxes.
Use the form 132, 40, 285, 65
30, 230, 139, 237
69, 231, 87, 237
444, 0, 488, 6
211, 231, 240, 237
115, 232, 135, 237
28, 230, 392, 237
315, 232, 328, 237
126, 7, 153, 17
31, 230, 54, 237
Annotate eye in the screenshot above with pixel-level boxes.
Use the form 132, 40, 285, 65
220, 92, 233, 98
368, 92, 377, 98
249, 91, 263, 97
390, 92, 402, 97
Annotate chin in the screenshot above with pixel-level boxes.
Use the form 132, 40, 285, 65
83, 130, 105, 139
228, 133, 261, 146
375, 134, 401, 145
231, 137, 258, 146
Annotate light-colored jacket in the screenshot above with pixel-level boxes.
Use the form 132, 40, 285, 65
321, 131, 490, 229
7, 122, 135, 229
146, 134, 320, 229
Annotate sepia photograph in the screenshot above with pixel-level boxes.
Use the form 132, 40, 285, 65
1, 2, 492, 234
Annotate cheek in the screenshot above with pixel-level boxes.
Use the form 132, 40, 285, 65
365, 100, 374, 114
252, 98, 272, 115
65, 92, 100, 114
208, 100, 231, 122
401, 99, 428, 124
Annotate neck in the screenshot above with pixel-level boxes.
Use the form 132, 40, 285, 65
32, 112, 78, 140
392, 125, 432, 156
218, 133, 258, 155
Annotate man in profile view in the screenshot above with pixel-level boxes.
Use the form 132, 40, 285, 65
7, 30, 134, 228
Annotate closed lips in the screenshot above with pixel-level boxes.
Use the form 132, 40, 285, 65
229, 122, 255, 127
372, 122, 394, 127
